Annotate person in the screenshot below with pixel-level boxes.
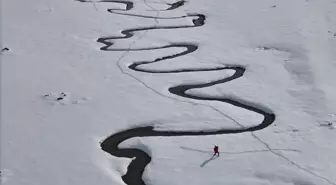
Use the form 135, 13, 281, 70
213, 145, 219, 156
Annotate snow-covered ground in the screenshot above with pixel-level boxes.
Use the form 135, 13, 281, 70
1, 0, 336, 185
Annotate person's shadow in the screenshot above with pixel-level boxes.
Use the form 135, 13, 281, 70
200, 154, 219, 167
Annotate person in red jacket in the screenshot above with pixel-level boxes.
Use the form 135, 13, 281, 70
214, 145, 219, 156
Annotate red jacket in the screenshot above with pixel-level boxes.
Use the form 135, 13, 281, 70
214, 146, 218, 152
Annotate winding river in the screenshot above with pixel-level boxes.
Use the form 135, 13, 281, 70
77, 1, 276, 185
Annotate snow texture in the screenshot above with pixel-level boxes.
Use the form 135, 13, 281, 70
1, 0, 336, 185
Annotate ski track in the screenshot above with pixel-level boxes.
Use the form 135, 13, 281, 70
76, 1, 336, 185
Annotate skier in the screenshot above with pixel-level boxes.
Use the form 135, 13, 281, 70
213, 145, 219, 156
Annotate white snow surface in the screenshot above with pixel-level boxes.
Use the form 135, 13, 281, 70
1, 0, 336, 185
